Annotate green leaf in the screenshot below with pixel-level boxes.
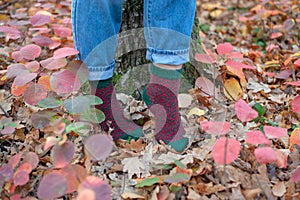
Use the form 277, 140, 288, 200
4, 121, 16, 128
253, 103, 265, 117
169, 185, 182, 193
65, 122, 93, 137
136, 177, 160, 188
0, 122, 3, 130
81, 108, 105, 123
38, 97, 63, 108
64, 95, 102, 114
174, 160, 186, 169
163, 173, 190, 184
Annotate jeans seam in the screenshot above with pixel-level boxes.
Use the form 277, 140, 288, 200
147, 0, 153, 46
71, 0, 81, 60
88, 61, 115, 72
147, 47, 190, 55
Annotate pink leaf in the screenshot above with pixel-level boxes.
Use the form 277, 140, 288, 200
254, 147, 277, 164
8, 153, 22, 169
24, 84, 48, 105
51, 141, 75, 168
32, 35, 54, 46
234, 99, 258, 122
266, 44, 279, 52
40, 57, 67, 70
226, 60, 256, 70
216, 43, 233, 55
291, 167, 300, 182
37, 171, 68, 199
271, 32, 283, 39
17, 163, 33, 174
13, 170, 29, 186
227, 51, 243, 59
23, 152, 39, 169
212, 137, 240, 165
246, 130, 271, 145
195, 76, 215, 97
25, 61, 40, 72
12, 51, 23, 62
264, 125, 287, 139
30, 14, 51, 26
53, 47, 79, 58
0, 165, 13, 181
0, 25, 23, 40
292, 95, 300, 112
200, 121, 230, 135
20, 44, 41, 60
50, 69, 81, 94
285, 81, 300, 86
14, 73, 37, 86
53, 26, 72, 37
85, 134, 113, 161
195, 53, 216, 64
44, 136, 60, 150
61, 164, 88, 193
6, 64, 28, 78
1, 126, 15, 135
275, 69, 292, 79
294, 58, 300, 67
77, 176, 112, 200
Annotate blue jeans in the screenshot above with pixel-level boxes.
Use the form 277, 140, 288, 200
71, 0, 196, 80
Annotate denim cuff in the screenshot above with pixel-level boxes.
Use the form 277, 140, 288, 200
88, 61, 115, 81
146, 47, 190, 65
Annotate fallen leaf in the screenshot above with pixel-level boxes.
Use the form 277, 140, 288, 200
178, 94, 193, 108
234, 99, 258, 122
272, 181, 286, 197
216, 42, 233, 55
224, 78, 243, 101
187, 107, 205, 118
264, 125, 287, 139
246, 130, 271, 145
292, 95, 300, 112
200, 121, 230, 135
122, 157, 145, 178
254, 147, 277, 164
291, 167, 300, 182
212, 137, 240, 165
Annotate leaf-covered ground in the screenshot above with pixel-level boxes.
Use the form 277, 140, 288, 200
0, 0, 300, 199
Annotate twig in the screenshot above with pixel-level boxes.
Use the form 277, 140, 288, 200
0, 104, 9, 117
0, 0, 18, 10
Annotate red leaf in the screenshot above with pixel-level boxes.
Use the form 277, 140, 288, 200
25, 61, 40, 72
23, 152, 39, 169
50, 69, 81, 94
264, 125, 287, 139
0, 25, 23, 40
200, 121, 230, 135
216, 43, 233, 55
13, 73, 37, 86
212, 137, 240, 165
61, 164, 87, 193
30, 14, 51, 26
226, 60, 256, 70
285, 81, 300, 86
51, 141, 75, 168
195, 53, 216, 64
53, 26, 72, 37
20, 44, 41, 60
40, 57, 67, 70
37, 171, 68, 199
254, 147, 277, 164
227, 51, 243, 59
24, 84, 48, 105
13, 170, 29, 186
246, 130, 271, 145
234, 99, 258, 122
77, 176, 112, 200
292, 95, 300, 112
32, 35, 54, 46
291, 167, 300, 182
53, 47, 79, 58
85, 134, 113, 161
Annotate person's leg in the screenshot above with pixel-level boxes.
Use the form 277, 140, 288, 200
143, 0, 196, 152
71, 0, 143, 141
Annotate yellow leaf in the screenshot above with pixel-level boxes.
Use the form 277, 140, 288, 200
224, 78, 243, 101
210, 9, 223, 18
226, 65, 247, 87
1, 76, 6, 81
187, 107, 205, 118
292, 51, 300, 58
202, 3, 221, 11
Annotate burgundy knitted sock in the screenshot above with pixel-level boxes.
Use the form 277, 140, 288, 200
91, 78, 143, 141
142, 64, 188, 152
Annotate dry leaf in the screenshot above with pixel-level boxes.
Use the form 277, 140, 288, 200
224, 78, 243, 101
272, 181, 286, 197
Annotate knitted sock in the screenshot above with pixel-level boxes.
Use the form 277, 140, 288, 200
142, 63, 188, 152
91, 78, 143, 141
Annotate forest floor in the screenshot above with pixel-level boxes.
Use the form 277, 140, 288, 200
0, 0, 300, 199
